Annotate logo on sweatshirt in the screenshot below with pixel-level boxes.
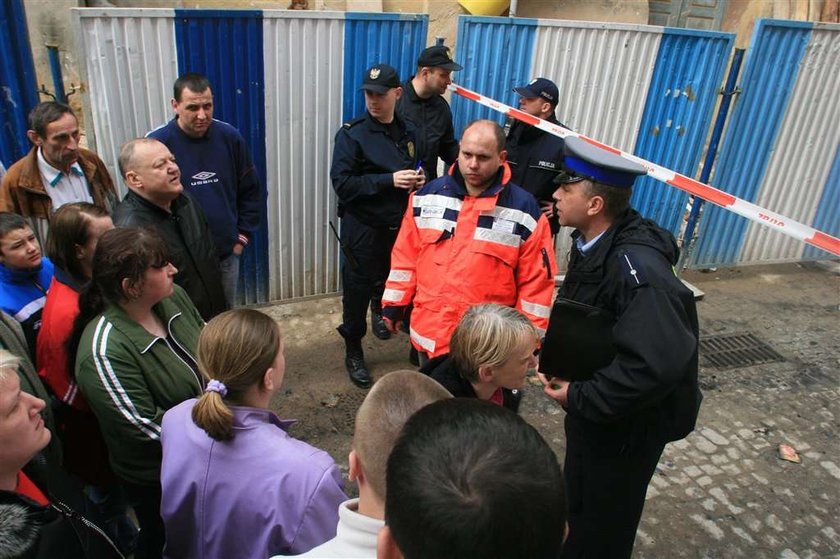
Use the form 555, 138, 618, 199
192, 171, 217, 181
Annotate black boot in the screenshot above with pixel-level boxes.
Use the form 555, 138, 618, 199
338, 328, 372, 388
369, 300, 391, 340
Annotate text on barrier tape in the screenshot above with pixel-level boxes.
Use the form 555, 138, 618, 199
448, 83, 840, 257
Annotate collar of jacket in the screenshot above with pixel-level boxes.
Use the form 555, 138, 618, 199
229, 405, 296, 431
100, 292, 189, 354
0, 261, 44, 284
402, 77, 433, 105
511, 115, 562, 144
364, 111, 408, 135
53, 266, 84, 292
124, 189, 187, 216
569, 208, 641, 266
445, 161, 512, 197
14, 148, 101, 197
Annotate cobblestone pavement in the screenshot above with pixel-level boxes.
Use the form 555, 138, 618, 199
265, 262, 840, 558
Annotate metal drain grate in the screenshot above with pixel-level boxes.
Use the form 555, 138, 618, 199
699, 332, 785, 369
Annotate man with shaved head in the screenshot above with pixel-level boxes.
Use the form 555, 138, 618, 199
290, 370, 451, 558
382, 120, 556, 364
113, 138, 227, 320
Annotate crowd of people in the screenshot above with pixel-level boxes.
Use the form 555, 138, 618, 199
0, 41, 700, 559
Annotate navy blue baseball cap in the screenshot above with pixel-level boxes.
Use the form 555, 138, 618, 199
562, 137, 647, 188
513, 77, 559, 106
361, 64, 401, 93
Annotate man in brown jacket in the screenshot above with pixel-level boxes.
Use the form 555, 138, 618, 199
0, 102, 117, 245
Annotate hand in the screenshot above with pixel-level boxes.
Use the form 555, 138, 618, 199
537, 372, 570, 407
383, 316, 402, 334
232, 243, 245, 256
540, 200, 555, 218
394, 169, 420, 190
413, 167, 426, 190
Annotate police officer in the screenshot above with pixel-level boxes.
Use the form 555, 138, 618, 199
330, 63, 424, 388
506, 78, 568, 236
396, 45, 462, 180
538, 137, 702, 558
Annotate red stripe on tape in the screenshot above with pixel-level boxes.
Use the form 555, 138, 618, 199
580, 136, 621, 155
669, 174, 737, 208
507, 108, 541, 127
455, 87, 480, 102
809, 231, 840, 256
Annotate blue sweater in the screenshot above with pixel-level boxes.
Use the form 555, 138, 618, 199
0, 257, 54, 356
147, 119, 264, 258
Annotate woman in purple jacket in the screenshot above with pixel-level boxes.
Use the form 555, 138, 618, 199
160, 309, 346, 558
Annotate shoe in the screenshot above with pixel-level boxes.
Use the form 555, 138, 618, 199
409, 346, 419, 367
345, 355, 372, 388
370, 311, 391, 340
343, 336, 372, 389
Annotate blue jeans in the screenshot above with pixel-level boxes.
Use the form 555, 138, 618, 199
220, 253, 240, 307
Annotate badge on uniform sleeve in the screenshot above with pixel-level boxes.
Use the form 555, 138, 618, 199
370, 67, 381, 80
407, 141, 415, 158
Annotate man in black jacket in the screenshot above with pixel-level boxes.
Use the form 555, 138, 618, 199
396, 45, 461, 181
114, 138, 227, 321
539, 137, 702, 559
506, 77, 568, 236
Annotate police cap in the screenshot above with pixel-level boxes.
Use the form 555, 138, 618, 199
361, 64, 401, 93
563, 137, 647, 189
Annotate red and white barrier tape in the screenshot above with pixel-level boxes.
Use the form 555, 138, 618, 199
449, 83, 840, 257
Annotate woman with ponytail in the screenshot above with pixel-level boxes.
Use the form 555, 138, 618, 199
71, 227, 205, 559
160, 309, 346, 559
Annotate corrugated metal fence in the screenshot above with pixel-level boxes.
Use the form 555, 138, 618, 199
692, 19, 840, 267
452, 16, 734, 268
64, 10, 838, 305
0, 0, 39, 168
73, 8, 427, 304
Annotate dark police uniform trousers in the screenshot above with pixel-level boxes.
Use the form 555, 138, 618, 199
330, 112, 417, 340
548, 209, 702, 559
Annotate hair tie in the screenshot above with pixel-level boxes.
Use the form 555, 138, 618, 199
205, 379, 228, 397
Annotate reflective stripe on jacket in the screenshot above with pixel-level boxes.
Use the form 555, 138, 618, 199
383, 163, 556, 357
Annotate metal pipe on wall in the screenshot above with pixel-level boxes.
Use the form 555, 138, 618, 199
678, 48, 745, 271
46, 45, 66, 103
509, 0, 518, 17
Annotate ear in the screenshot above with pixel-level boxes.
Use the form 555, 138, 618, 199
377, 526, 403, 559
541, 101, 552, 116
124, 170, 141, 190
170, 97, 178, 112
74, 243, 86, 261
263, 367, 275, 393
348, 449, 362, 482
499, 149, 507, 164
26, 130, 42, 147
394, 87, 403, 100
120, 277, 136, 300
587, 194, 605, 216
477, 365, 494, 383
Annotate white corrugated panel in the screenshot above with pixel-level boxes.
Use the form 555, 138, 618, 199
263, 13, 345, 301
740, 27, 840, 263
530, 21, 662, 269
73, 9, 177, 195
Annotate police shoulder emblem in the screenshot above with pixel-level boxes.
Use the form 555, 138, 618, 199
407, 141, 415, 158
370, 67, 381, 80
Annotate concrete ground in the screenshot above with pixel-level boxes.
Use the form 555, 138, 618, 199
261, 261, 840, 558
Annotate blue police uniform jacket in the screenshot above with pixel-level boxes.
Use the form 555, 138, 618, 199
506, 117, 567, 233
330, 112, 418, 228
